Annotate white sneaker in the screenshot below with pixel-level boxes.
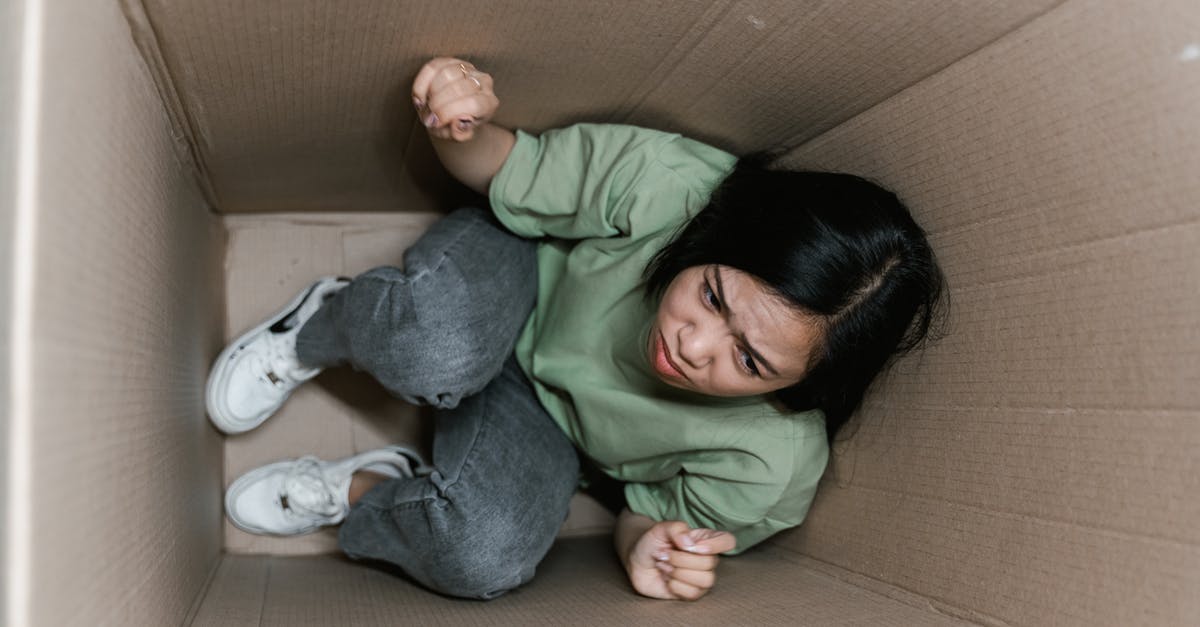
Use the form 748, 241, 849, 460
225, 445, 427, 536
206, 277, 350, 434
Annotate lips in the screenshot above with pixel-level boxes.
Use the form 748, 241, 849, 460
653, 331, 686, 380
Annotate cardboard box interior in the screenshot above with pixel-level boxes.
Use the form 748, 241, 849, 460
4, 0, 1198, 625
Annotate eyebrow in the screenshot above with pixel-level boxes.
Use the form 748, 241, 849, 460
713, 266, 781, 377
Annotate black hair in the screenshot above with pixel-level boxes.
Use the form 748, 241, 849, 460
644, 156, 947, 442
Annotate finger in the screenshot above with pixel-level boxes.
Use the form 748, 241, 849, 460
421, 92, 485, 138
676, 528, 737, 555
414, 59, 468, 131
670, 527, 714, 554
411, 57, 463, 106
428, 85, 496, 126
665, 549, 718, 571
666, 566, 716, 591
436, 67, 493, 94
667, 577, 708, 601
427, 94, 498, 142
449, 119, 477, 142
425, 123, 456, 142
698, 531, 737, 554
417, 64, 469, 128
658, 521, 693, 544
426, 61, 482, 107
426, 76, 497, 138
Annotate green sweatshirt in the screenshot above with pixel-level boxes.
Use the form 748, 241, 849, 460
489, 123, 828, 553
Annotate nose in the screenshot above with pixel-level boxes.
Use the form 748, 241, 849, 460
676, 320, 717, 369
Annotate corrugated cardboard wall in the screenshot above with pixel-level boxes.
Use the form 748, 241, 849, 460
38, 0, 1190, 624
137, 0, 1061, 213
1, 0, 22, 622
774, 0, 1200, 625
19, 1, 227, 625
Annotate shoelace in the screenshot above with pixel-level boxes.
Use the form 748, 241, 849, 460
280, 457, 343, 518
250, 332, 305, 389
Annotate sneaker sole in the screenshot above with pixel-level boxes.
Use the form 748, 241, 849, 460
206, 277, 345, 434
225, 446, 427, 536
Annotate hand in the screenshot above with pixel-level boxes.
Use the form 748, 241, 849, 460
412, 57, 500, 142
626, 521, 737, 601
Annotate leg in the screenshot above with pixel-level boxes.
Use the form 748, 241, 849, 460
337, 358, 580, 599
295, 208, 537, 408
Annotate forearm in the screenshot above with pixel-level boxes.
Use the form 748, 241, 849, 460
614, 507, 657, 570
429, 122, 516, 196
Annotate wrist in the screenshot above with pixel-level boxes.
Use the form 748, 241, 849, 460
613, 508, 656, 571
426, 123, 516, 196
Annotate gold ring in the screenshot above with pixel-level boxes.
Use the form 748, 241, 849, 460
459, 63, 482, 90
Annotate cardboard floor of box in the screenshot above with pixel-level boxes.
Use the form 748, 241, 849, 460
207, 215, 962, 624
6, 0, 1200, 625
220, 212, 620, 556
190, 537, 969, 627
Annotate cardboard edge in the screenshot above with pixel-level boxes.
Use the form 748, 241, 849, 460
117, 0, 219, 210
767, 546, 1000, 626
775, 0, 1072, 154
211, 215, 231, 530
2, 1, 31, 623
222, 211, 449, 230
180, 552, 225, 626
187, 555, 270, 627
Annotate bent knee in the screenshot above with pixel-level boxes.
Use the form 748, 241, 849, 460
422, 507, 554, 599
427, 549, 537, 599
374, 327, 502, 407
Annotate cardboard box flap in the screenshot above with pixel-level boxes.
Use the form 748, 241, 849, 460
12, 1, 228, 624
775, 0, 1200, 624
136, 0, 1061, 213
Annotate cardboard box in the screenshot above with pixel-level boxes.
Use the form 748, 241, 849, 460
3, 0, 1197, 624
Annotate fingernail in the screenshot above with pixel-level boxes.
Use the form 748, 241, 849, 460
412, 97, 423, 110
653, 551, 669, 562
655, 561, 674, 574
456, 119, 473, 132
423, 113, 439, 128
678, 536, 695, 548
687, 545, 711, 554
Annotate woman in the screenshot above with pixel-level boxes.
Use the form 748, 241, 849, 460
209, 57, 945, 601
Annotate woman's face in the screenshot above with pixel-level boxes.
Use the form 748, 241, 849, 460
648, 265, 822, 397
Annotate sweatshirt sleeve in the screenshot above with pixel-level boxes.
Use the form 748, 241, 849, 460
488, 123, 735, 240
623, 416, 829, 555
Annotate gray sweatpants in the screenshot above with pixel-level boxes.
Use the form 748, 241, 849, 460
295, 208, 581, 599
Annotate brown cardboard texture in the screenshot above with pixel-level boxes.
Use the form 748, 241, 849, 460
136, 0, 1060, 214
776, 2, 1200, 624
4, 0, 1198, 625
5, 2, 226, 625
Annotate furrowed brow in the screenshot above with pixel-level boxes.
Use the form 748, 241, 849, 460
714, 266, 781, 377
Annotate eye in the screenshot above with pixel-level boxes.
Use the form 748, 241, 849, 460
738, 348, 761, 377
702, 281, 721, 310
